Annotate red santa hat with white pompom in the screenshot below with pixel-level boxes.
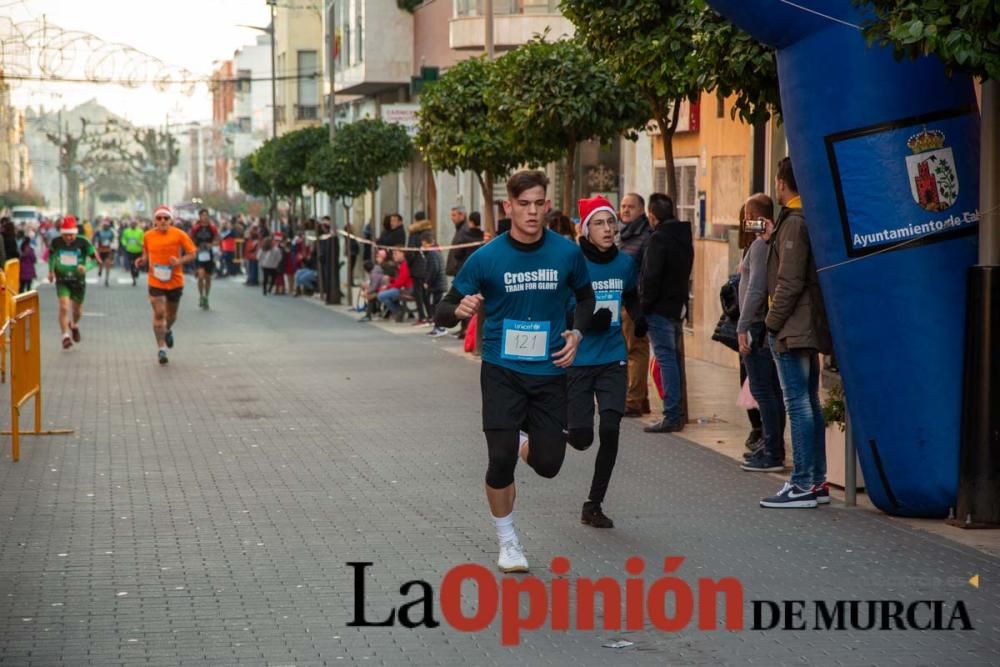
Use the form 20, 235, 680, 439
577, 195, 617, 238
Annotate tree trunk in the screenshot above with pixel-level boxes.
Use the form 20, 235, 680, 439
477, 171, 496, 235
651, 99, 681, 203
563, 140, 577, 217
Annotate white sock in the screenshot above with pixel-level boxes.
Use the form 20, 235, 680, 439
62, 332, 70, 339
494, 512, 516, 544
159, 346, 167, 353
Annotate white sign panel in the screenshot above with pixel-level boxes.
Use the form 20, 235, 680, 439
381, 104, 420, 137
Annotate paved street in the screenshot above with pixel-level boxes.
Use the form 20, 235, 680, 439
1, 268, 999, 666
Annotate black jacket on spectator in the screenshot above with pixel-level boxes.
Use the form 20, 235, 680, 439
446, 224, 484, 276
640, 218, 694, 320
3, 234, 20, 262
424, 248, 447, 294
444, 218, 466, 276
377, 225, 406, 248
406, 220, 433, 278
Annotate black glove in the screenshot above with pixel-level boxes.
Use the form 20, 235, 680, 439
590, 308, 612, 333
633, 316, 648, 339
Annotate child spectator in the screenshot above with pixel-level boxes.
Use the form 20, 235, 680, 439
259, 237, 283, 295
423, 237, 449, 337
19, 237, 37, 292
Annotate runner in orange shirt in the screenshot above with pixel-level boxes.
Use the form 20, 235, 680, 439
135, 205, 196, 364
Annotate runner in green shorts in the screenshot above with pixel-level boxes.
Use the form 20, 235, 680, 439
47, 216, 97, 349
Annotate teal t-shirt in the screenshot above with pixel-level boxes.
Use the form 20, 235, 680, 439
572, 251, 637, 367
453, 229, 590, 376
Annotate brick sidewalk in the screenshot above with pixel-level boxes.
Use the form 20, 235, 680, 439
1, 271, 998, 666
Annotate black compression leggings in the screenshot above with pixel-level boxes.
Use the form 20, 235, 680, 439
484, 429, 566, 489
567, 409, 622, 505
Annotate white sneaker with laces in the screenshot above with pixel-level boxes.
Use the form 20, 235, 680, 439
497, 538, 529, 573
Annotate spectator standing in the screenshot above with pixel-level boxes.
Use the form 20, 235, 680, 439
446, 210, 484, 338
258, 237, 282, 295
406, 211, 434, 325
444, 205, 468, 277
243, 228, 260, 286
760, 158, 833, 509
377, 213, 406, 249
737, 193, 787, 473
2, 218, 20, 262
545, 210, 577, 241
640, 194, 694, 434
617, 193, 653, 417
19, 237, 37, 292
423, 237, 449, 337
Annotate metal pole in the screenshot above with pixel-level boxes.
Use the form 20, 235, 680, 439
484, 0, 494, 59
980, 80, 999, 266
57, 108, 63, 214
268, 0, 278, 231
327, 1, 336, 142
845, 410, 856, 507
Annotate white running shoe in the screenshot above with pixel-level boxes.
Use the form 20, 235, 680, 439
497, 538, 529, 573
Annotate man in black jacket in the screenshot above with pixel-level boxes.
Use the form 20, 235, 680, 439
617, 193, 653, 416
640, 193, 694, 433
376, 213, 406, 248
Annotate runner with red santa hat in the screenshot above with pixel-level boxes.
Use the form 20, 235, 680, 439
564, 195, 644, 529
47, 216, 98, 349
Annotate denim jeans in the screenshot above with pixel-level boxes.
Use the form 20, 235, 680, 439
768, 335, 826, 488
378, 288, 402, 313
742, 324, 785, 460
646, 314, 684, 423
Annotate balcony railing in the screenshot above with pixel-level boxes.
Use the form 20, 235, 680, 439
454, 0, 560, 17
295, 104, 320, 121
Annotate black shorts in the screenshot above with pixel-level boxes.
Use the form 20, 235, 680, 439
480, 362, 566, 432
97, 249, 113, 261
567, 362, 628, 429
196, 262, 215, 274
148, 286, 184, 303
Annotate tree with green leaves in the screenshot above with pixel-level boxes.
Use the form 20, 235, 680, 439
859, 1, 999, 81
307, 118, 413, 199
236, 154, 271, 200
254, 126, 330, 221
416, 56, 541, 233
490, 35, 650, 214
560, 0, 778, 200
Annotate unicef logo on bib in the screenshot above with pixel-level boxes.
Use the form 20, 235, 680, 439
501, 319, 550, 361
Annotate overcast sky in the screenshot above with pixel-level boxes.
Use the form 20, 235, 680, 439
7, 0, 272, 126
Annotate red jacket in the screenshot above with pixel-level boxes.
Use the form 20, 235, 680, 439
387, 260, 412, 290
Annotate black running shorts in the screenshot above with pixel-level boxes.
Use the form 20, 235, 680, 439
480, 362, 567, 432
567, 362, 628, 430
148, 286, 184, 303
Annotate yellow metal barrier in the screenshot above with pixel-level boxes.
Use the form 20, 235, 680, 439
0, 269, 7, 384
4, 291, 73, 462
5, 259, 19, 296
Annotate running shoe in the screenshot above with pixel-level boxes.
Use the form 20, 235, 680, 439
61, 335, 72, 350
71, 326, 81, 343
740, 452, 785, 472
581, 504, 614, 528
158, 350, 169, 365
760, 482, 817, 509
497, 539, 529, 573
165, 330, 174, 349
812, 481, 831, 505
428, 327, 449, 337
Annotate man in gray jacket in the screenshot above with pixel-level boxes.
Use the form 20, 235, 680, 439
617, 193, 653, 416
760, 157, 833, 509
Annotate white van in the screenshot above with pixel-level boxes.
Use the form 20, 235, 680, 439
10, 206, 42, 228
